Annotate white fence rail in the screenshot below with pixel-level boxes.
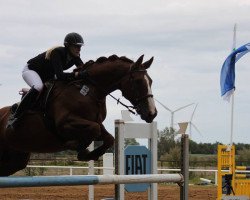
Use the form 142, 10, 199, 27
26, 165, 114, 176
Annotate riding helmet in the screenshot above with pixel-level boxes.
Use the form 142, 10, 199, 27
64, 32, 84, 46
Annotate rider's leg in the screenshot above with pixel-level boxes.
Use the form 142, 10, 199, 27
7, 65, 43, 128
13, 87, 39, 118
22, 64, 44, 93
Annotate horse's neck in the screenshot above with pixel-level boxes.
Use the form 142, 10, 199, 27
89, 61, 130, 92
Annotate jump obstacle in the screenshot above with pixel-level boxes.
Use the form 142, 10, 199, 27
0, 174, 183, 188
0, 117, 188, 200
217, 144, 250, 200
114, 118, 189, 200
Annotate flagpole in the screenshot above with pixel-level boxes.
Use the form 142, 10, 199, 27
230, 93, 234, 147
227, 24, 237, 192
229, 23, 237, 147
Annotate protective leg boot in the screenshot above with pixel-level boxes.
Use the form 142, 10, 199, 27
7, 87, 39, 129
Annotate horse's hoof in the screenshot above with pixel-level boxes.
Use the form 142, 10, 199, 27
77, 149, 91, 161
77, 149, 99, 161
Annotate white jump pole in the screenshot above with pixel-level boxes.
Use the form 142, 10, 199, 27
0, 174, 183, 188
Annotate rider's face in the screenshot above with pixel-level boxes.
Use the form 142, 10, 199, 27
68, 44, 82, 57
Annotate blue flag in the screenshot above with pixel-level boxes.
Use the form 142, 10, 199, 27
220, 43, 250, 101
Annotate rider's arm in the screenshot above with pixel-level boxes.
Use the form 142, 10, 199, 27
73, 56, 84, 77
50, 49, 77, 81
74, 56, 84, 68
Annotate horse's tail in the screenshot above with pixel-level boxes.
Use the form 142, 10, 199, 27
0, 106, 9, 175
0, 106, 10, 145
0, 106, 11, 129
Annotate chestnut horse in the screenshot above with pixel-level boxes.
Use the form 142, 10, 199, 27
0, 54, 157, 176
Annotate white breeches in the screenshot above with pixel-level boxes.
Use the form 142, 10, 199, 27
22, 64, 44, 92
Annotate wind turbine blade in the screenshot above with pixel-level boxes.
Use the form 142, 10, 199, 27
190, 103, 198, 121
174, 103, 195, 112
154, 98, 172, 112
191, 122, 203, 137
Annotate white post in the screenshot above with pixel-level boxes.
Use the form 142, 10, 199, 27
103, 153, 114, 175
88, 142, 94, 200
215, 171, 218, 186
148, 121, 158, 200
115, 120, 125, 200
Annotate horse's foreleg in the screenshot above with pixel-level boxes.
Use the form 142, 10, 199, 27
0, 149, 30, 176
58, 117, 102, 160
85, 124, 114, 161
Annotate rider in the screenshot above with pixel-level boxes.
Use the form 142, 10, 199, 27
8, 32, 87, 128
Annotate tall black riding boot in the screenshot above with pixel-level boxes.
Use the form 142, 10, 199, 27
7, 87, 39, 129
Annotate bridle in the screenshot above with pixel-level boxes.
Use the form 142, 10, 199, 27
108, 68, 153, 115
128, 69, 153, 106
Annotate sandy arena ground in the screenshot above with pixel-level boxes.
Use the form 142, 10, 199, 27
0, 185, 217, 200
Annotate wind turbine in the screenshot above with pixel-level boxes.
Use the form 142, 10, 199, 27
154, 98, 194, 132
188, 103, 202, 139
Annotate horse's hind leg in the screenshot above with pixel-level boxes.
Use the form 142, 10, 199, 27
0, 149, 30, 176
84, 124, 114, 161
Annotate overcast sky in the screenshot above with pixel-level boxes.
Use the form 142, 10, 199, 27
1, 0, 250, 144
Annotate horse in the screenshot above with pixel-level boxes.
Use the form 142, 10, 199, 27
0, 54, 157, 176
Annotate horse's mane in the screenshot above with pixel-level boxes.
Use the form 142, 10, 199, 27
83, 55, 133, 69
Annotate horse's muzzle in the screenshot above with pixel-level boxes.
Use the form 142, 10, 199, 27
139, 109, 157, 123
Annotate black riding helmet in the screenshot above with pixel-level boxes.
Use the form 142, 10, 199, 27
64, 32, 84, 47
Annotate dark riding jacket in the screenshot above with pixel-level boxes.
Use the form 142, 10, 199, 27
27, 46, 84, 82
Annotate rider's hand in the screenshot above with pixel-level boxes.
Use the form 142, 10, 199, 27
77, 70, 88, 79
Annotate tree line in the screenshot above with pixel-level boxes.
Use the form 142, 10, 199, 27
157, 127, 250, 160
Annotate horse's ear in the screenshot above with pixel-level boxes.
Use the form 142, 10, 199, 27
131, 55, 144, 70
142, 57, 154, 69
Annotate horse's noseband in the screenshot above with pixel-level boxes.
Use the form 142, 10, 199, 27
135, 94, 154, 105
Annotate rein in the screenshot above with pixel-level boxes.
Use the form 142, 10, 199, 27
106, 67, 151, 115
108, 93, 136, 115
